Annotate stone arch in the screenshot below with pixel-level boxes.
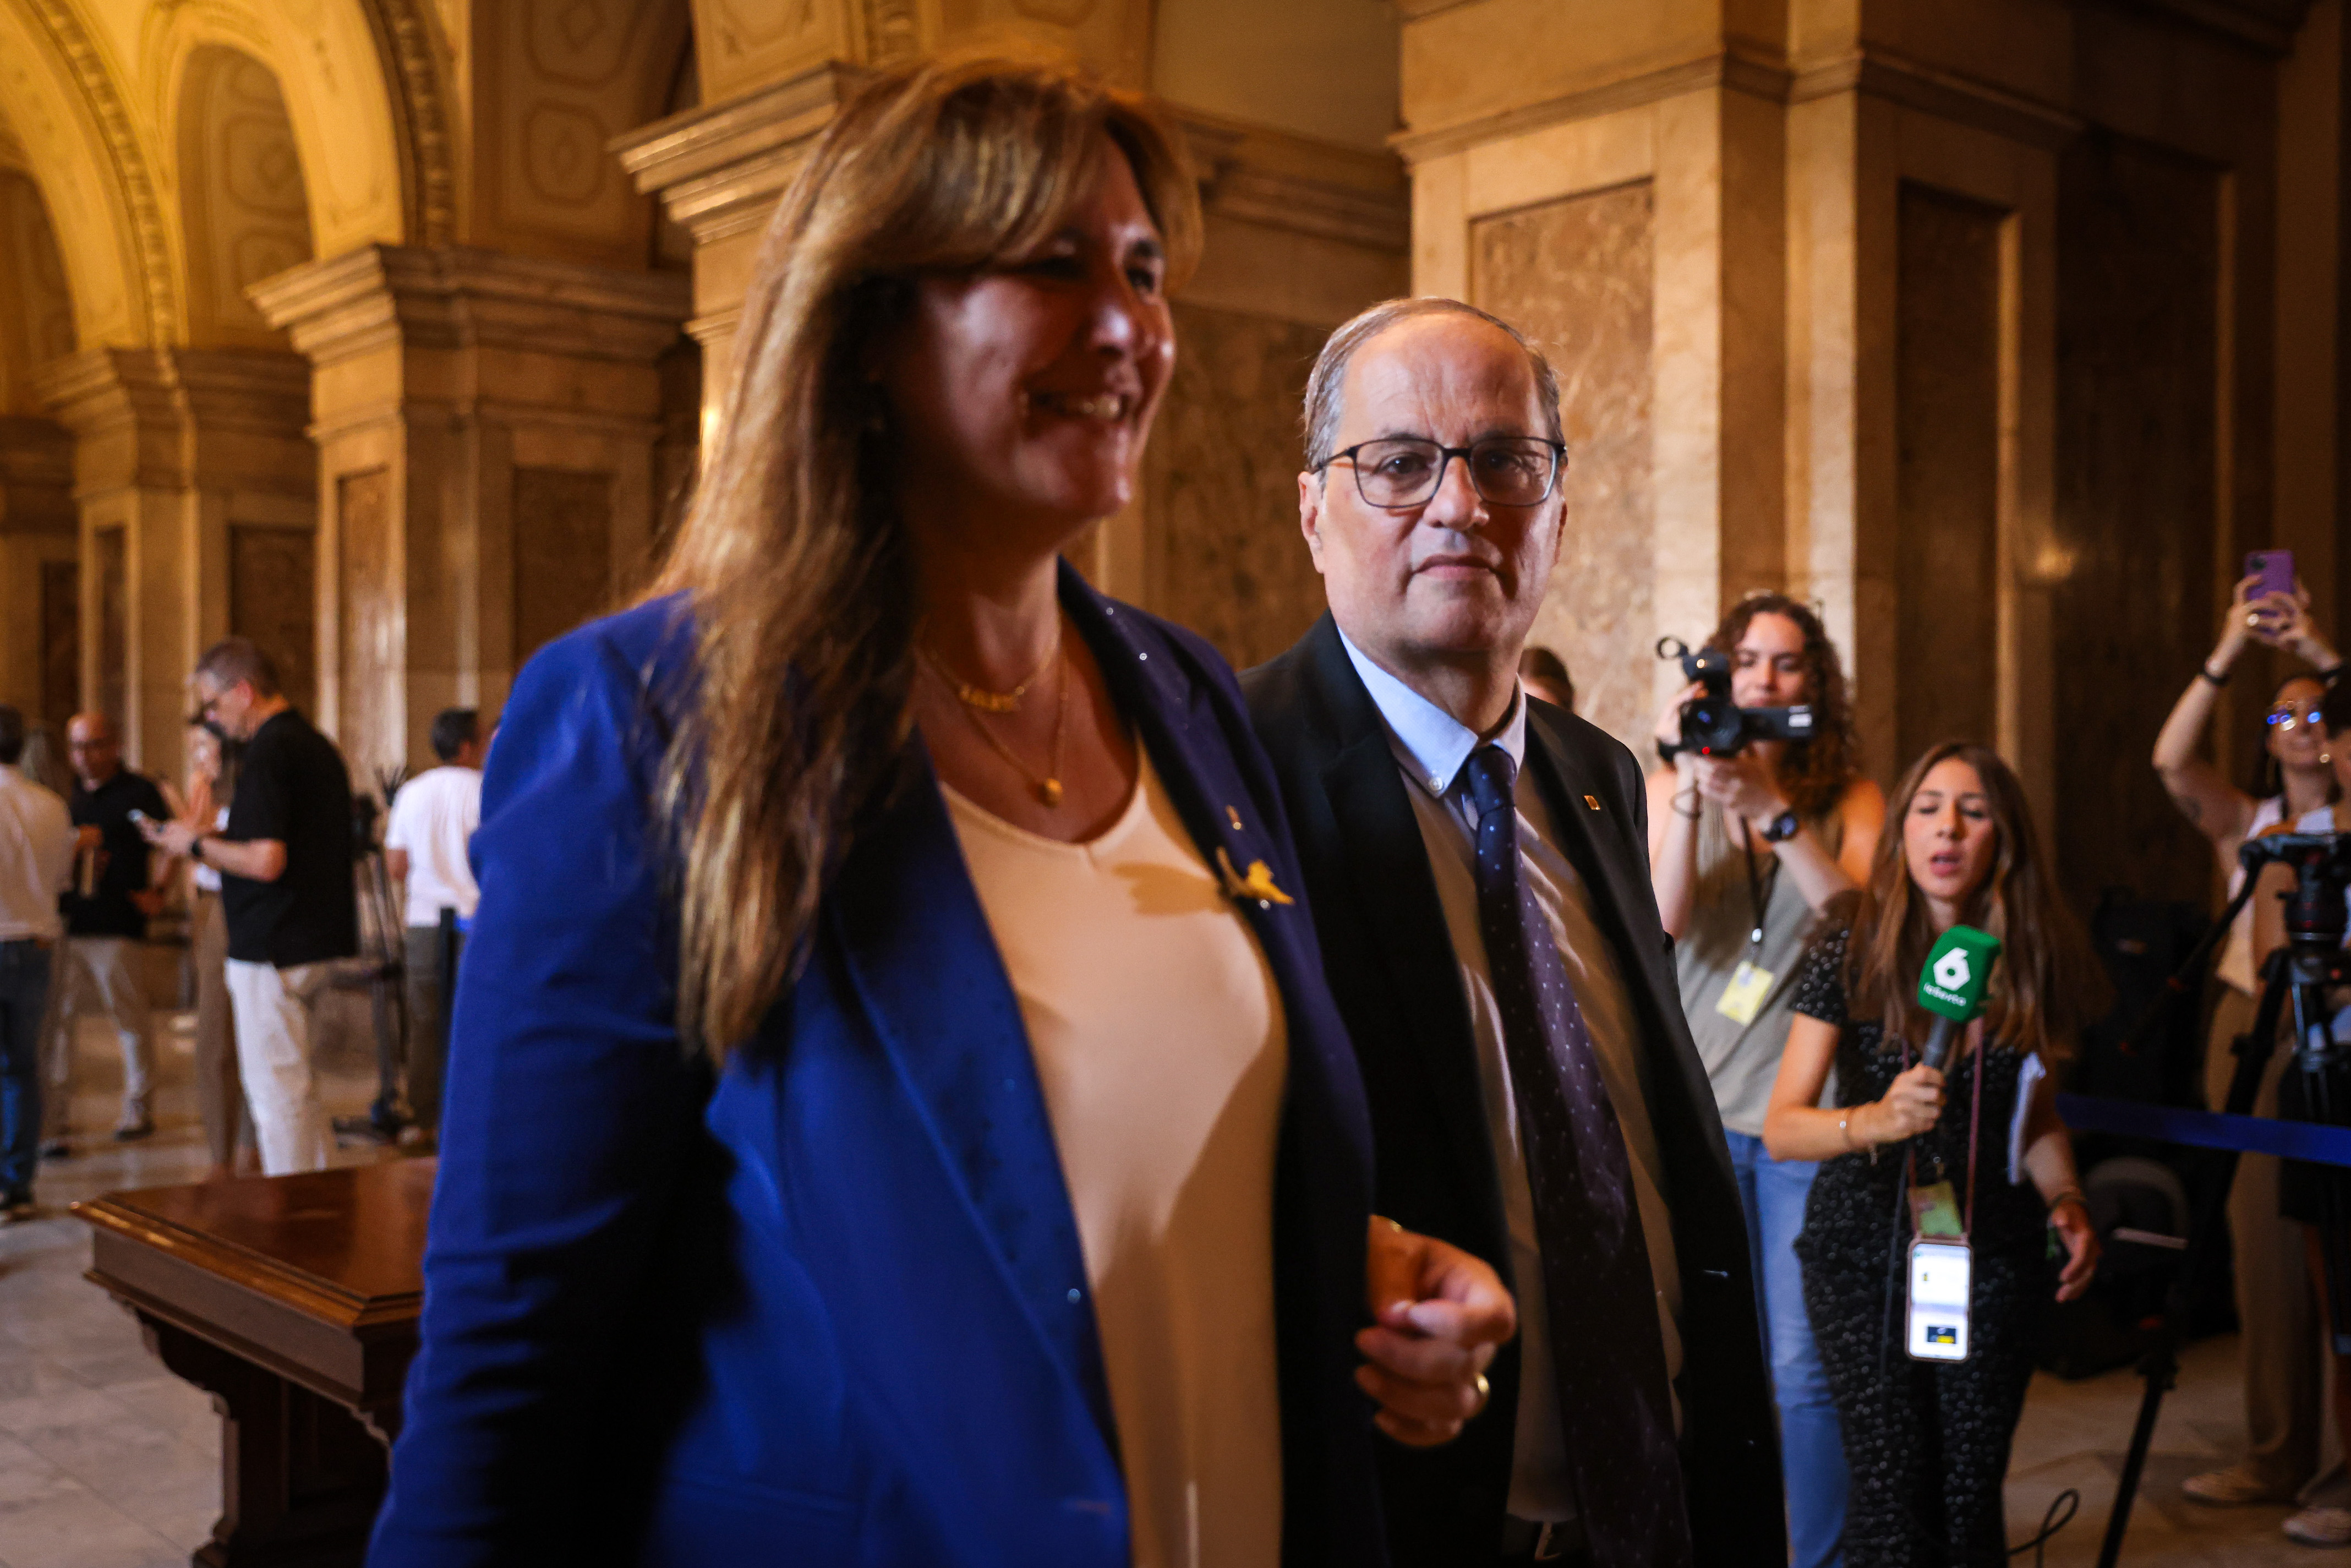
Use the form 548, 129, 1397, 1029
0, 113, 77, 412
144, 1, 414, 262
0, 0, 168, 350
173, 45, 316, 349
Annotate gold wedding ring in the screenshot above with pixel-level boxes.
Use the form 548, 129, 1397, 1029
1470, 1372, 1491, 1417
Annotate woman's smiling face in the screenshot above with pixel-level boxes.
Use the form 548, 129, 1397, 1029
882, 138, 1175, 551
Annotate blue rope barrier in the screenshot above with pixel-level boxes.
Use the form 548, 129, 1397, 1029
2057, 1093, 2351, 1169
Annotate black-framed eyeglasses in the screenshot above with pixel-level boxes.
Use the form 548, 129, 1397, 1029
1324, 435, 1567, 510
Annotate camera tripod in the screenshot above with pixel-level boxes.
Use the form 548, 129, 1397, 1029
2096, 831, 2351, 1567
332, 790, 411, 1142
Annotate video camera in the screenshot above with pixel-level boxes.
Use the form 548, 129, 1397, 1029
1654, 636, 1816, 759
2238, 830, 2351, 951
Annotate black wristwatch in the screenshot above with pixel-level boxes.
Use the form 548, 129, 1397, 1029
1759, 809, 1801, 844
189, 834, 207, 865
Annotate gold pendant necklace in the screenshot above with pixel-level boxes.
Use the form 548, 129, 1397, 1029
927, 641, 1070, 808
919, 634, 1060, 714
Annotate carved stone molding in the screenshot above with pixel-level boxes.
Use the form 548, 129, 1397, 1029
31, 346, 311, 493
861, 0, 921, 64
1392, 46, 1796, 166
20, 0, 178, 343
610, 61, 867, 245
614, 64, 1410, 256
357, 0, 458, 245
1174, 114, 1409, 253
2098, 0, 2316, 55
1790, 47, 2084, 151
249, 243, 691, 373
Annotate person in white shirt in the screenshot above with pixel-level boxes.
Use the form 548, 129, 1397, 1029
382, 708, 484, 1142
0, 705, 77, 1219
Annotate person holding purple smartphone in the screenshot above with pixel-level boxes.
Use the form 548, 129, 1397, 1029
2152, 554, 2342, 1529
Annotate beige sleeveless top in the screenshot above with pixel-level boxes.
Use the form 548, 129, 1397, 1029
1675, 800, 1845, 1137
943, 749, 1286, 1568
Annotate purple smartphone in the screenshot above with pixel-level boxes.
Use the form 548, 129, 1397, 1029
2248, 548, 2296, 600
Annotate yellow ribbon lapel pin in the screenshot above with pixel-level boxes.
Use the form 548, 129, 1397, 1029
1215, 846, 1294, 906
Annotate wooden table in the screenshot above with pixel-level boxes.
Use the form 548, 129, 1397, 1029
75, 1159, 433, 1568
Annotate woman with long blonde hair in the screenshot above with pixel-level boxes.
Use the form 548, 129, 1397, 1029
371, 59, 1507, 1568
1764, 742, 2102, 1566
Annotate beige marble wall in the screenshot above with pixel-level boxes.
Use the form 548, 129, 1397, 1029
1141, 302, 1327, 670
228, 522, 317, 715
0, 414, 75, 724
337, 467, 397, 784
1472, 181, 1657, 751
512, 466, 617, 665
1893, 182, 2001, 770
2051, 133, 2222, 911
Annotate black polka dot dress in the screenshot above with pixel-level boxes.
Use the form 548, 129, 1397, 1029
1790, 925, 2058, 1568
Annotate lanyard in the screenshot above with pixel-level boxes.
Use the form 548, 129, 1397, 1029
1901, 1025, 1986, 1236
1737, 822, 1782, 953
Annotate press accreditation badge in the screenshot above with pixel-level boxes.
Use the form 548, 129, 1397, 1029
1714, 960, 1775, 1025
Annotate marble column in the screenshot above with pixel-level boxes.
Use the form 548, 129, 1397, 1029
32, 349, 313, 771
250, 245, 690, 780
0, 415, 75, 730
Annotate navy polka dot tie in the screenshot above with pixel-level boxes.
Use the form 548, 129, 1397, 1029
1463, 746, 1691, 1566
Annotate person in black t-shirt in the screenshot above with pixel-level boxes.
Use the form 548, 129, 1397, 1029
146, 638, 356, 1174
40, 713, 170, 1148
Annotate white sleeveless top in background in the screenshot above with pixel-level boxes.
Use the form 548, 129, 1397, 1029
2216, 795, 2288, 995
943, 749, 1287, 1568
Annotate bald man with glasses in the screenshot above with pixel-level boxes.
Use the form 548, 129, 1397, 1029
1244, 298, 1781, 1567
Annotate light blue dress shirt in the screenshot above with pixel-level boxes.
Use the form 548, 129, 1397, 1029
1337, 628, 1683, 1523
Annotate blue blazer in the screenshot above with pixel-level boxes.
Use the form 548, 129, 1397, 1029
369, 566, 1384, 1567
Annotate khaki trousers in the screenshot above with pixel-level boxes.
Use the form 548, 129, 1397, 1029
189, 893, 250, 1167
2208, 985, 2325, 1493
225, 957, 333, 1174
41, 935, 153, 1134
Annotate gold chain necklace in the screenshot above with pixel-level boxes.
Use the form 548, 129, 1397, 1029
918, 633, 1060, 714
925, 641, 1070, 808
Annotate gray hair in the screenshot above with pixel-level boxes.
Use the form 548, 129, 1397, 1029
1300, 296, 1565, 471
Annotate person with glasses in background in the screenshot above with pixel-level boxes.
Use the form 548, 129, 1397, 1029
2152, 569, 2341, 1515
42, 712, 171, 1149
1247, 296, 1782, 1567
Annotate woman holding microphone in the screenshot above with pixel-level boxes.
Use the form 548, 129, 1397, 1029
1764, 742, 2102, 1567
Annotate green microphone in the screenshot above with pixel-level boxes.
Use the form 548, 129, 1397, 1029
1917, 924, 2002, 1072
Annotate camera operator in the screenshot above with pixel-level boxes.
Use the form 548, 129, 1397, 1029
144, 639, 355, 1174
2152, 570, 2341, 1515
1641, 592, 1883, 1567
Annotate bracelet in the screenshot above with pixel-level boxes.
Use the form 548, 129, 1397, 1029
1671, 788, 1701, 821
1841, 1111, 1877, 1162
2198, 662, 2230, 687
2046, 1187, 2087, 1213
189, 835, 206, 865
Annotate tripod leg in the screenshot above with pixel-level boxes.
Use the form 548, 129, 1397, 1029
2099, 951, 2294, 1568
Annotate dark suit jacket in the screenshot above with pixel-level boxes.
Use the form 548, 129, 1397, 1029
1243, 614, 1784, 1567
371, 570, 1385, 1567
